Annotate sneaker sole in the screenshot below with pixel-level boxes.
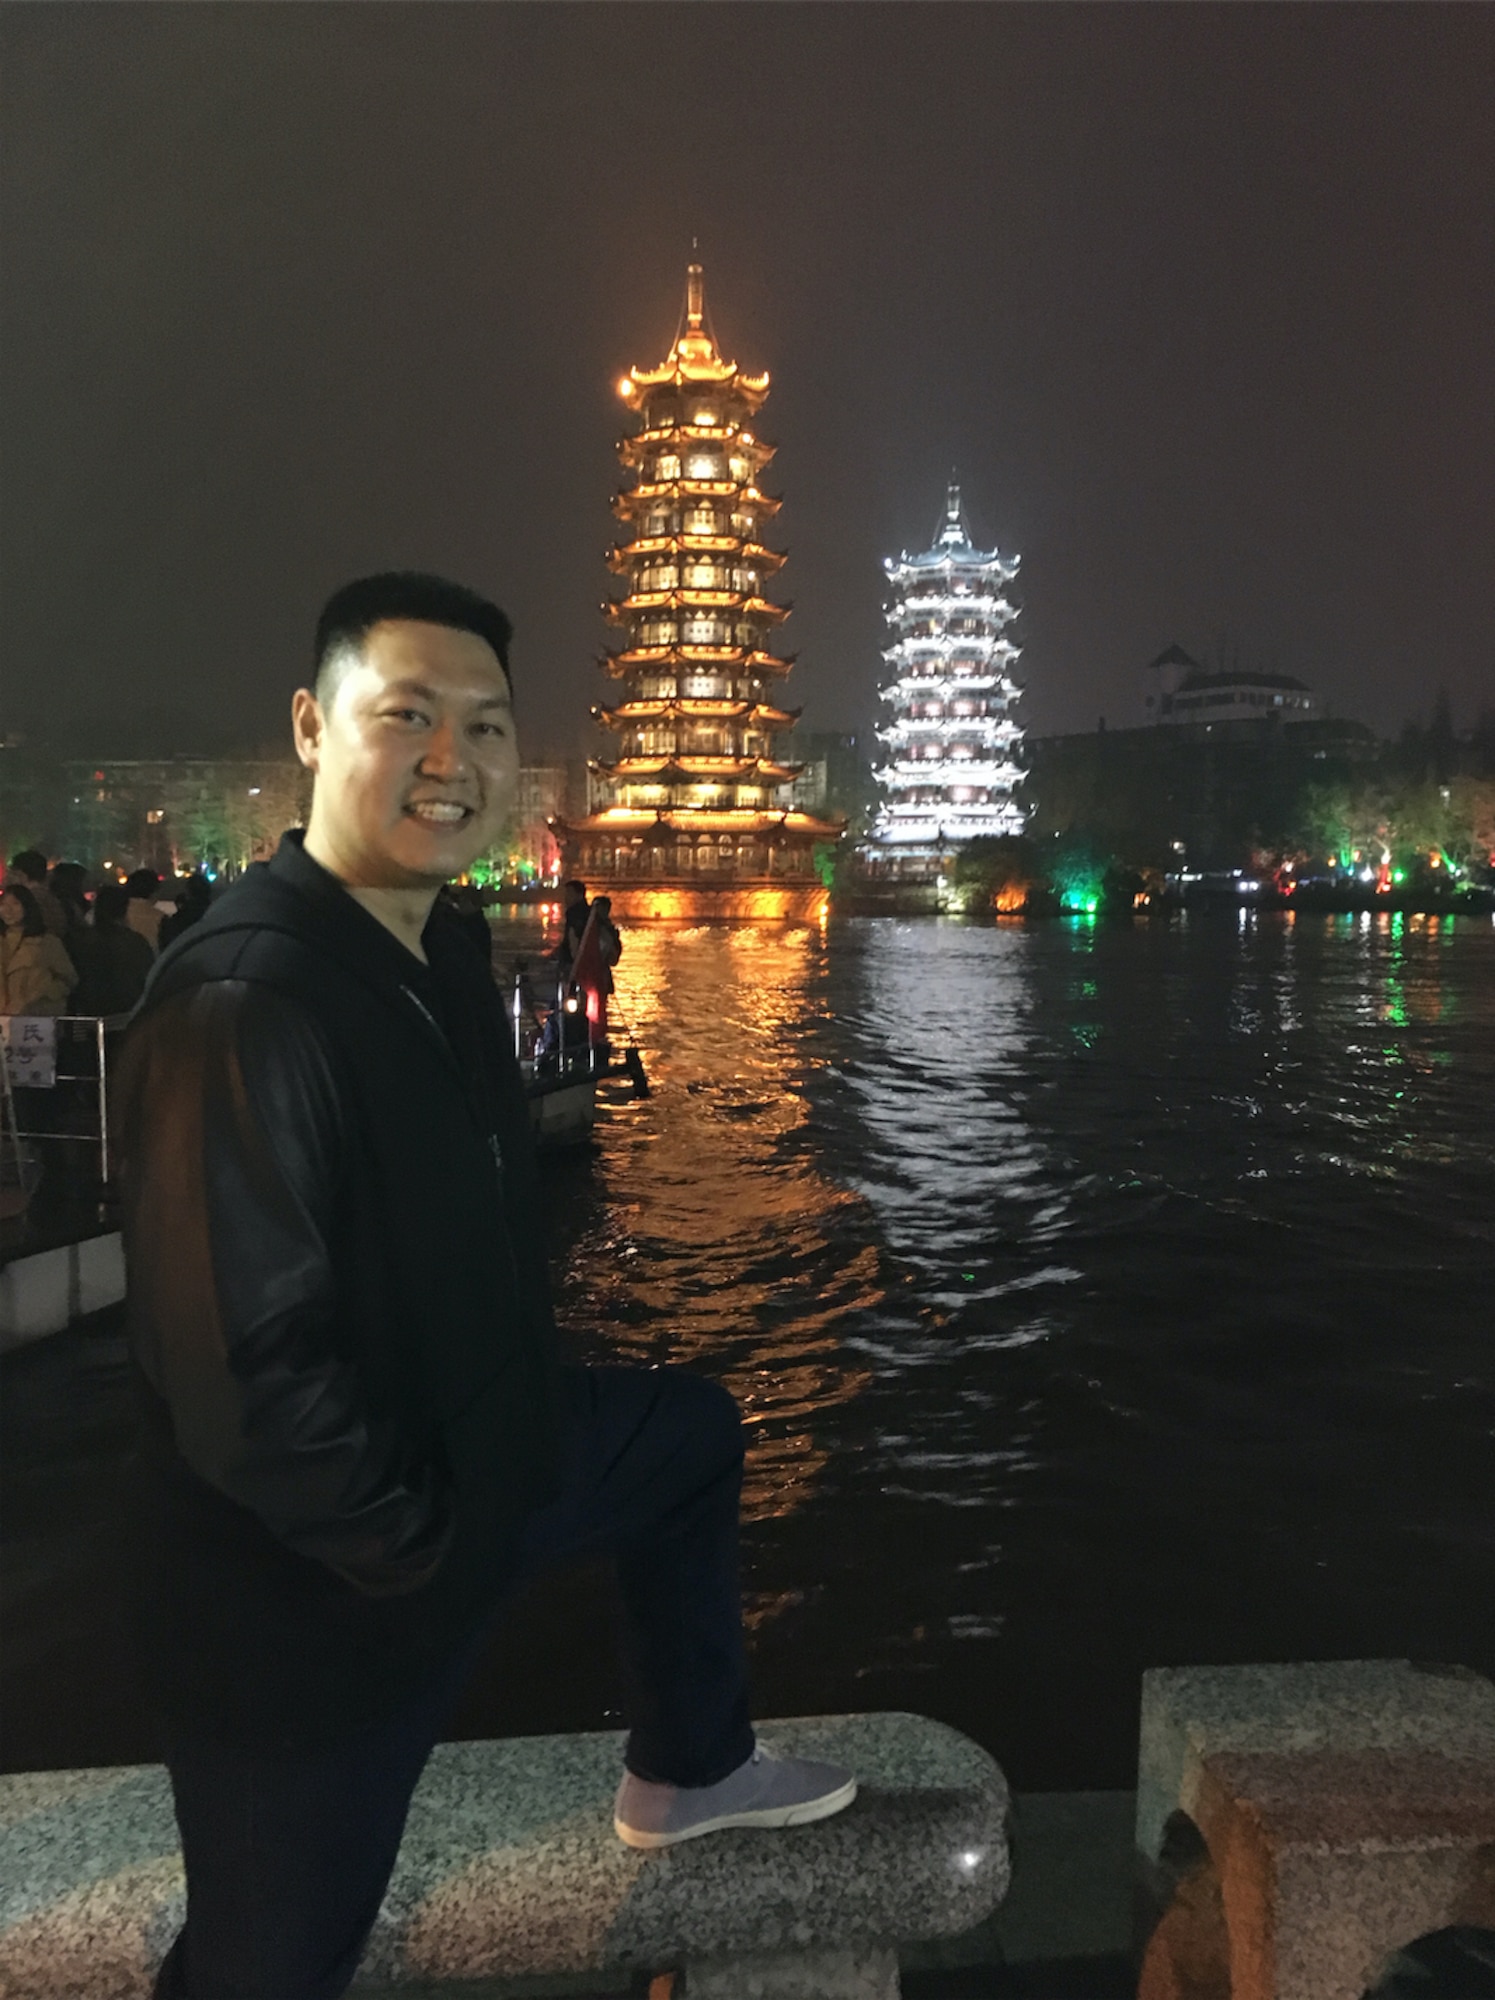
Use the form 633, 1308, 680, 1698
614, 1775, 858, 1850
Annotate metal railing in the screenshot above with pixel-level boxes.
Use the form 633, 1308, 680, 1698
0, 1013, 129, 1187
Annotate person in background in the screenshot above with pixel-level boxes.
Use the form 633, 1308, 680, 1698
0, 883, 77, 1015
71, 883, 156, 1017
124, 868, 166, 952
571, 893, 622, 1047
552, 877, 590, 980
6, 850, 68, 939
158, 874, 214, 952
49, 862, 92, 943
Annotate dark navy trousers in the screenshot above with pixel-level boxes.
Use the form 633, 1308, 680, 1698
153, 1366, 753, 2000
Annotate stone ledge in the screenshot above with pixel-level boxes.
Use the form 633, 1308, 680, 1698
1136, 1661, 1495, 2000
0, 1713, 1010, 1999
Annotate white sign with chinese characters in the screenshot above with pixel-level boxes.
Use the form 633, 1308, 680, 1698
1, 1015, 59, 1089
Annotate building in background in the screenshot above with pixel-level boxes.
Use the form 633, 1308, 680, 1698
1145, 644, 1318, 731
505, 762, 566, 883
557, 264, 841, 918
59, 757, 312, 879
785, 729, 880, 837
866, 486, 1026, 878
9, 756, 567, 889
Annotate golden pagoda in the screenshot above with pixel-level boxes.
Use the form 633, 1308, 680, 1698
558, 263, 842, 920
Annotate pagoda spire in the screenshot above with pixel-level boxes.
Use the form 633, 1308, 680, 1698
685, 260, 705, 332
937, 480, 968, 547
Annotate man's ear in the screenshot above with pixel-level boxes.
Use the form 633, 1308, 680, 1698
291, 688, 323, 772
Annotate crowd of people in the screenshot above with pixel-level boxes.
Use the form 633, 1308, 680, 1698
0, 849, 217, 1018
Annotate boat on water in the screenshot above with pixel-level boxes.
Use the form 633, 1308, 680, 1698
506, 961, 649, 1153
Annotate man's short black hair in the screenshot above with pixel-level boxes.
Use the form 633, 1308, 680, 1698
9, 849, 48, 884
94, 883, 129, 927
125, 868, 160, 900
313, 572, 514, 708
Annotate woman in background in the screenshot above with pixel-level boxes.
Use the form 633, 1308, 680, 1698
0, 883, 77, 1015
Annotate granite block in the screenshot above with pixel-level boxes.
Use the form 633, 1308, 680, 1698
1196, 1747, 1495, 2000
1135, 1662, 1495, 2000
680, 1945, 899, 1997
1137, 1658, 1495, 1862
0, 1713, 1009, 1997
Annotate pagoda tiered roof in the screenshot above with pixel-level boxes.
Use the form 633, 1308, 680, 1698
615, 264, 770, 408
606, 536, 786, 573
603, 591, 790, 624
592, 754, 802, 786
616, 425, 776, 472
612, 483, 783, 521
597, 698, 799, 727
602, 644, 795, 678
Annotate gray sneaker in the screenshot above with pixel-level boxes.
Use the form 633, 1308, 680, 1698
614, 1743, 858, 1850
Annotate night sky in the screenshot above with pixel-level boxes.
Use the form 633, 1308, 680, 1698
4, 4, 1491, 763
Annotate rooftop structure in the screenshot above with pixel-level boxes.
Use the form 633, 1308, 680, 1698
865, 485, 1026, 877
558, 265, 841, 919
1147, 645, 1318, 729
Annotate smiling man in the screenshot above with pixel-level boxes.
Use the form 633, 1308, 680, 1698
116, 574, 854, 2000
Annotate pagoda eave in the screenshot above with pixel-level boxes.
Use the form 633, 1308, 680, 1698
606, 538, 787, 573
602, 646, 795, 679
559, 808, 842, 837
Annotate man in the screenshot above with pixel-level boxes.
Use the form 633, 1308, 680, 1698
6, 849, 68, 938
553, 875, 590, 977
116, 573, 854, 2000
69, 881, 155, 1016
124, 866, 166, 950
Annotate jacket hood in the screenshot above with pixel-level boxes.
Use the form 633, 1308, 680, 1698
142, 833, 442, 1018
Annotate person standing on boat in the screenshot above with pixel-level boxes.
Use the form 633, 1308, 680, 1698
115, 571, 855, 2000
571, 892, 622, 1046
550, 876, 590, 979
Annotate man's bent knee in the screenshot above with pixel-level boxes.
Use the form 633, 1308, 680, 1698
658, 1369, 745, 1477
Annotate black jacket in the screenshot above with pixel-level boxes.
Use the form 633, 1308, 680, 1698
115, 833, 563, 1747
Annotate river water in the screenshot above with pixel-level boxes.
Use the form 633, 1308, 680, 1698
525, 907, 1495, 1788
3, 909, 1493, 1787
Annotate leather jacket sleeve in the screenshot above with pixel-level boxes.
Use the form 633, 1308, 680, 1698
117, 979, 454, 1596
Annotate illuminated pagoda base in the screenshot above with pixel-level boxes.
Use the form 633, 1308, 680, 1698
558, 263, 840, 919
863, 484, 1025, 883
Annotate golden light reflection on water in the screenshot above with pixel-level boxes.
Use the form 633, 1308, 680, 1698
497, 915, 876, 1531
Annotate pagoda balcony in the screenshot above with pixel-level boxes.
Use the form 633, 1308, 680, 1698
603, 590, 790, 622
597, 755, 801, 785
881, 659, 1020, 679
606, 537, 786, 573
886, 556, 1019, 587
599, 698, 798, 727
617, 428, 776, 470
881, 679, 1015, 703
622, 478, 740, 502
893, 590, 1015, 614
604, 644, 794, 678
879, 761, 1024, 786
611, 489, 783, 523
880, 717, 1022, 740
884, 634, 1019, 657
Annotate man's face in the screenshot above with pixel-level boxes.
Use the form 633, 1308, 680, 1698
293, 619, 519, 889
